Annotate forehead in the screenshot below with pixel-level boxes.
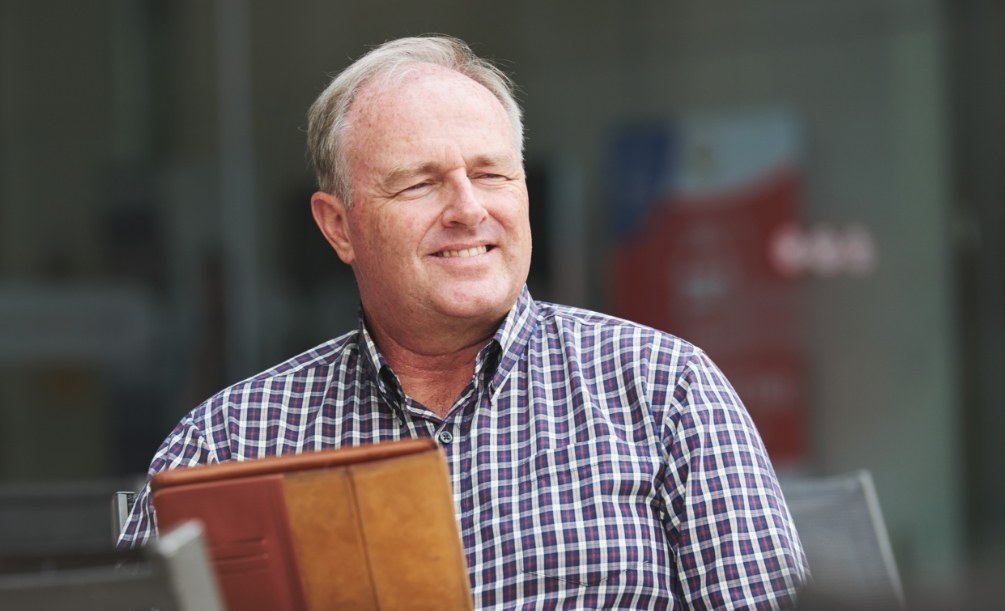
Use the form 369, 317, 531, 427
344, 64, 515, 170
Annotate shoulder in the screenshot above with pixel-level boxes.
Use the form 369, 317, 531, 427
533, 300, 701, 368
529, 300, 724, 409
183, 330, 362, 454
208, 330, 358, 406
250, 330, 360, 382
532, 300, 747, 410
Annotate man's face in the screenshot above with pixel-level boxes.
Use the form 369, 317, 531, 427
316, 65, 532, 338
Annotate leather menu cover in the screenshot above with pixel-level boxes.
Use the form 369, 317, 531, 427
154, 473, 306, 610
150, 438, 472, 611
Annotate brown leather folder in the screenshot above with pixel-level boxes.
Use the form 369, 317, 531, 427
150, 438, 472, 611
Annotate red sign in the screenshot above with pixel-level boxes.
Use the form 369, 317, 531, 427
610, 113, 807, 466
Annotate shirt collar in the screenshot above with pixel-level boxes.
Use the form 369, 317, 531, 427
486, 286, 538, 392
356, 310, 397, 397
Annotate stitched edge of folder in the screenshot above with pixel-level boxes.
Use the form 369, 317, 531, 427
347, 468, 381, 608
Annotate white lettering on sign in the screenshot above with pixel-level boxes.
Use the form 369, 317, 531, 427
768, 223, 878, 278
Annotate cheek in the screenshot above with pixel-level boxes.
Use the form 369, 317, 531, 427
485, 188, 528, 225
353, 215, 422, 266
502, 200, 532, 242
346, 216, 381, 267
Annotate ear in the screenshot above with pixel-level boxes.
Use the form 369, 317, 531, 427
311, 191, 355, 265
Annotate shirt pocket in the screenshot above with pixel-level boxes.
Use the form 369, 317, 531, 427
508, 441, 663, 587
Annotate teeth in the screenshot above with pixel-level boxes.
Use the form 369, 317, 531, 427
438, 246, 488, 258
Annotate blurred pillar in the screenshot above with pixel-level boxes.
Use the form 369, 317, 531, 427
949, 0, 1005, 565
214, 0, 261, 381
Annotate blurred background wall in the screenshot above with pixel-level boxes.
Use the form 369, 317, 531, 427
0, 0, 1002, 600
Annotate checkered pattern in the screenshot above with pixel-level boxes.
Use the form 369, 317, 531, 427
119, 288, 808, 609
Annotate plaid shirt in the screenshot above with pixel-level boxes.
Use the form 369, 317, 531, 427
119, 288, 807, 609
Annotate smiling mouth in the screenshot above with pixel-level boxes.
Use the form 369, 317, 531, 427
434, 245, 491, 258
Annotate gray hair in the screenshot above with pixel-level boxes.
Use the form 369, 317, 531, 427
307, 35, 524, 207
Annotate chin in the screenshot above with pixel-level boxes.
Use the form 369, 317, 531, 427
435, 286, 516, 321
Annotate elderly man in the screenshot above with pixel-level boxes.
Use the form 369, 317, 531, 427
119, 35, 808, 608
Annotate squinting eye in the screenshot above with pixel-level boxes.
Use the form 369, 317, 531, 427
400, 182, 432, 195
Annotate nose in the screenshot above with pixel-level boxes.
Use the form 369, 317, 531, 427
441, 175, 488, 227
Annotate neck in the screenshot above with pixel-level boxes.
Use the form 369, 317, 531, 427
364, 313, 499, 417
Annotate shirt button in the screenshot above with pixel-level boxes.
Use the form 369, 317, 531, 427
437, 430, 454, 445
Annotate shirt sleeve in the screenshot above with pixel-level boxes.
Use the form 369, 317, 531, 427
661, 348, 809, 609
115, 409, 224, 549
